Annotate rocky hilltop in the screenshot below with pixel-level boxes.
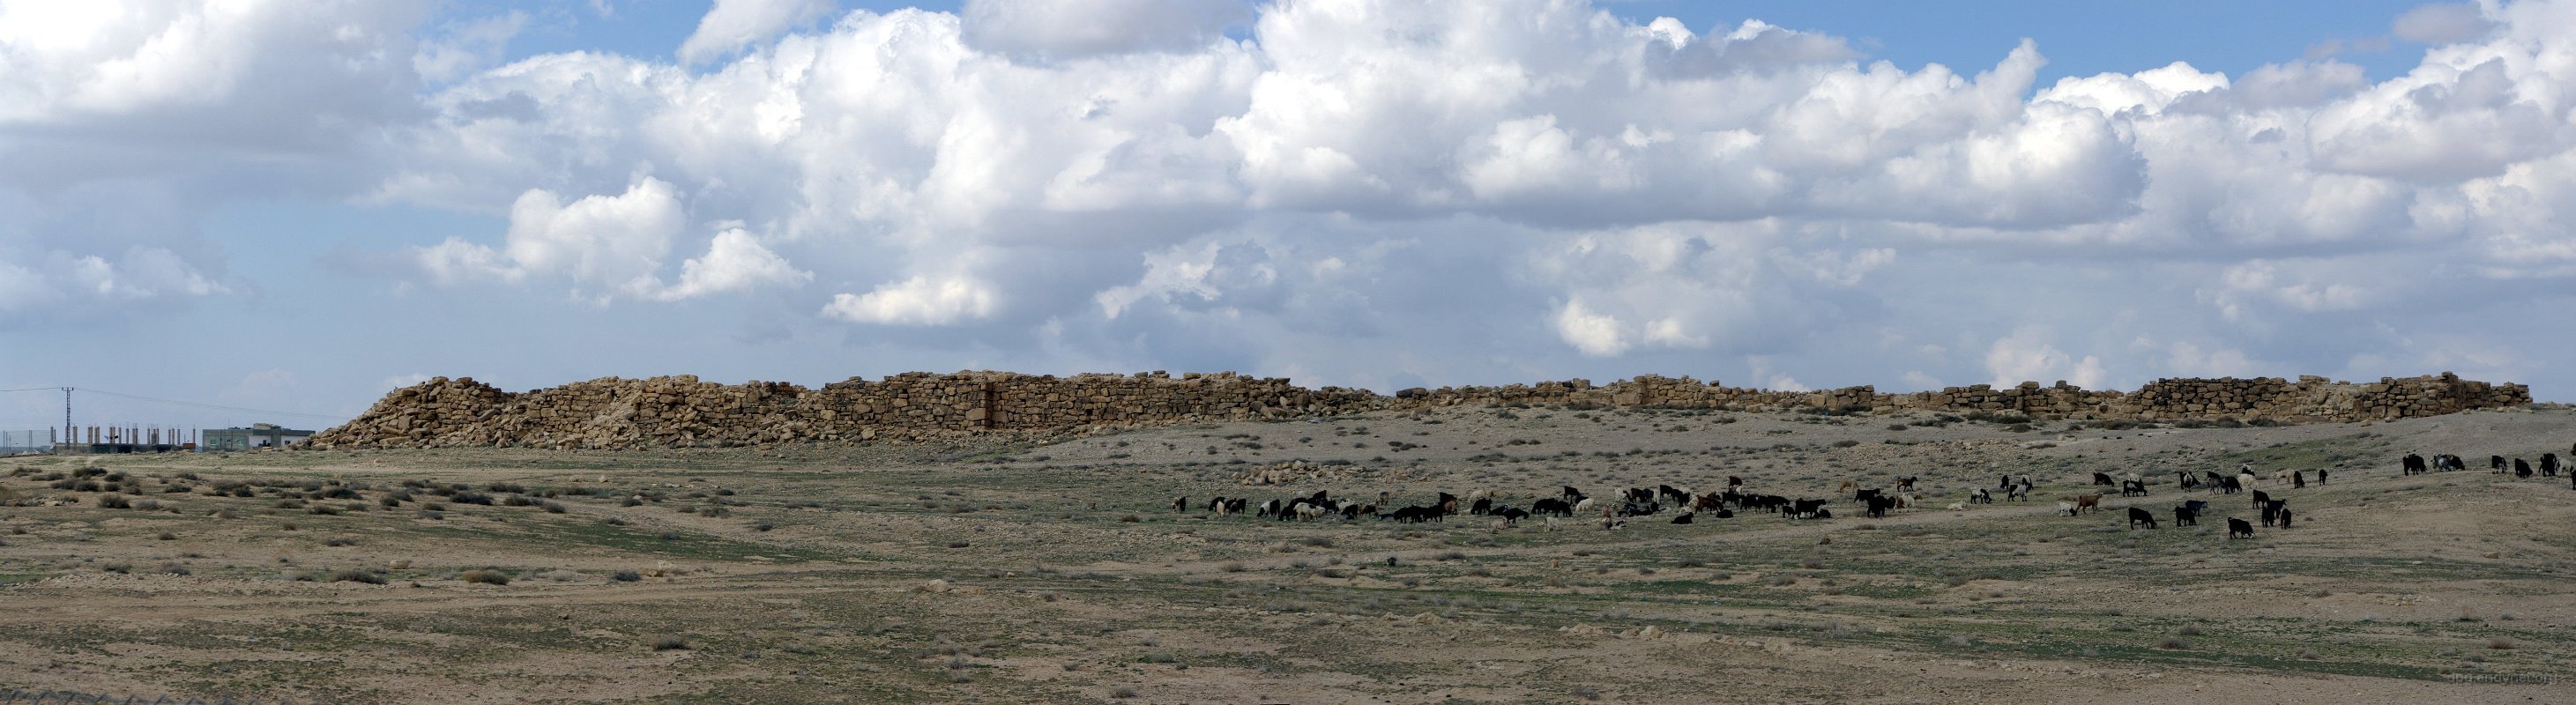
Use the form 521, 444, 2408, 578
309, 370, 2530, 450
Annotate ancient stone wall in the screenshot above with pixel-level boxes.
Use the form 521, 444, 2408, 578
309, 370, 2532, 450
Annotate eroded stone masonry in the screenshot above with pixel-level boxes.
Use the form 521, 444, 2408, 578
308, 370, 2531, 450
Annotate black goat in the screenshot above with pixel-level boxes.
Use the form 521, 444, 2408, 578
2228, 517, 2255, 539
2092, 471, 2115, 486
1865, 494, 1895, 519
2120, 479, 2148, 497
1532, 498, 1573, 516
2172, 506, 2198, 527
2402, 453, 2427, 475
2127, 507, 2158, 530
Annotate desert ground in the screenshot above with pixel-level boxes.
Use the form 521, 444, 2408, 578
3, 404, 2572, 703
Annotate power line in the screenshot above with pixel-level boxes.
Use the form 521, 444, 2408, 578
77, 389, 346, 420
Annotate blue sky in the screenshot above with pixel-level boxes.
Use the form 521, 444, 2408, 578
2, 0, 2569, 435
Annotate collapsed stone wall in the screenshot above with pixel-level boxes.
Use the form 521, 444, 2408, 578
309, 370, 2531, 450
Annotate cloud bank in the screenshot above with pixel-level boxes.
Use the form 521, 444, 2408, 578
6, 0, 2576, 401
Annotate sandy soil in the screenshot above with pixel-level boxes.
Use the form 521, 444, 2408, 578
1, 404, 2570, 703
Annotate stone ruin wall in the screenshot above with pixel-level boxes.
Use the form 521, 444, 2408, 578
309, 370, 2532, 450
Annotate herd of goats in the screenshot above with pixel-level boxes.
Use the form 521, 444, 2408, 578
1175, 444, 2575, 542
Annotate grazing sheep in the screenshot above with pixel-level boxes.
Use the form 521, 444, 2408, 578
2120, 479, 2148, 497
1969, 488, 1993, 504
1727, 476, 1745, 488
1574, 498, 1597, 515
2493, 455, 2510, 473
2260, 499, 2284, 527
2251, 489, 2270, 511
1496, 507, 1530, 526
2274, 469, 2295, 485
2073, 493, 2104, 514
1671, 512, 1694, 524
2237, 471, 2258, 491
1947, 502, 1966, 511
2057, 501, 2079, 517
1470, 498, 1493, 516
1173, 496, 1189, 512
1658, 485, 1690, 504
2006, 484, 2030, 501
2228, 517, 2255, 539
2178, 471, 2201, 490
1895, 476, 1918, 491
2277, 507, 2294, 530
1532, 498, 1574, 516
2172, 506, 2198, 527
2541, 453, 2559, 478
2291, 470, 2306, 489
2127, 507, 2159, 530
2183, 500, 2210, 514
2092, 471, 2115, 486
2316, 468, 2327, 485
1383, 506, 1440, 523
2402, 454, 2428, 475
2514, 458, 2533, 479
2217, 476, 2243, 494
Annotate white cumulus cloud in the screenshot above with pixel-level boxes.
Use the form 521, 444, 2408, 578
678, 0, 838, 66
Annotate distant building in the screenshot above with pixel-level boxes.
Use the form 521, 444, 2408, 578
202, 423, 314, 451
